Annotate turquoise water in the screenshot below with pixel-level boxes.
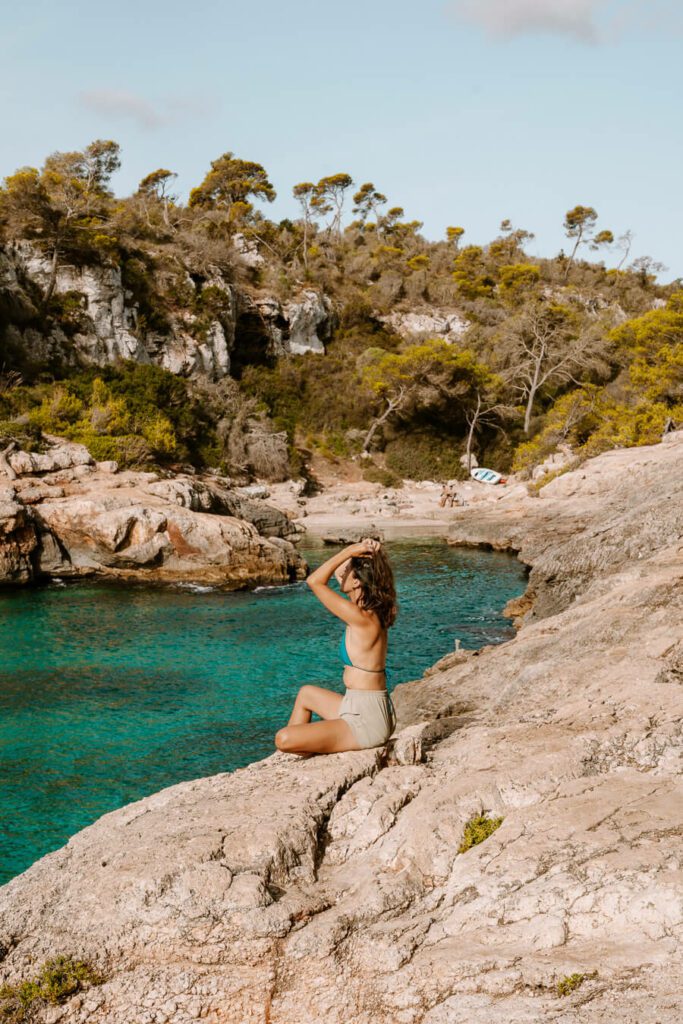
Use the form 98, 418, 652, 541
0, 541, 526, 885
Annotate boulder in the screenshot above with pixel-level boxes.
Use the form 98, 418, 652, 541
30, 492, 303, 584
8, 438, 94, 476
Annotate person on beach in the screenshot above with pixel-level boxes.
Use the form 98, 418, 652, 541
274, 538, 398, 756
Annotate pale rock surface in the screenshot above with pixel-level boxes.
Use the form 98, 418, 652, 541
250, 289, 333, 356
0, 440, 682, 1022
380, 308, 469, 343
283, 289, 332, 354
19, 245, 148, 364
232, 232, 266, 268
11, 243, 236, 380
8, 437, 94, 475
0, 440, 304, 586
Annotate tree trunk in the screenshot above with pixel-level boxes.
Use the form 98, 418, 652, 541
362, 391, 404, 453
523, 355, 543, 434
524, 386, 537, 434
465, 393, 482, 471
302, 216, 309, 272
0, 442, 18, 480
562, 230, 583, 283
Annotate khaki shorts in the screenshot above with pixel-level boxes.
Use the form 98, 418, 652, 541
339, 688, 397, 749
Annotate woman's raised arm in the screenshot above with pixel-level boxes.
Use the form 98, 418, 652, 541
306, 539, 379, 624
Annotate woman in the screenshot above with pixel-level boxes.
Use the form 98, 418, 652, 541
274, 538, 398, 756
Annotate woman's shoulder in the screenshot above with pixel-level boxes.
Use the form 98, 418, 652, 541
354, 608, 384, 632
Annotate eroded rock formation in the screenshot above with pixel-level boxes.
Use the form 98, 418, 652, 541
0, 438, 304, 587
0, 243, 333, 380
0, 439, 681, 1022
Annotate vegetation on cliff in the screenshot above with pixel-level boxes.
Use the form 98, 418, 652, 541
1, 140, 681, 479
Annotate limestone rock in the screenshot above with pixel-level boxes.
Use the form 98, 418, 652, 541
144, 477, 298, 539
0, 446, 306, 586
2, 244, 236, 381
8, 438, 94, 476
1, 243, 333, 380
380, 308, 469, 343
247, 290, 332, 357
232, 232, 265, 268
1, 440, 682, 1021
32, 493, 302, 583
0, 487, 38, 583
283, 290, 332, 354
17, 243, 148, 365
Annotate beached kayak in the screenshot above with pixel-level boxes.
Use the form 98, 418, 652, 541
471, 467, 506, 485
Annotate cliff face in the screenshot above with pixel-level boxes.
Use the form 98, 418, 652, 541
0, 243, 333, 380
0, 439, 681, 1023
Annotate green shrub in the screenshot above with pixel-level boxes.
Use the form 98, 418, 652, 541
458, 813, 503, 853
581, 399, 683, 456
512, 385, 683, 472
28, 388, 84, 433
362, 462, 403, 488
0, 420, 44, 451
385, 432, 468, 482
75, 433, 152, 467
191, 284, 234, 341
46, 290, 90, 334
121, 257, 170, 333
0, 956, 104, 1023
556, 971, 597, 998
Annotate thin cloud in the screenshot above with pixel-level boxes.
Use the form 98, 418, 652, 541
450, 0, 677, 43
80, 89, 165, 129
78, 89, 217, 130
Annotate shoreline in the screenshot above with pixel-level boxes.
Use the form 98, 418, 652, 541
0, 541, 525, 886
2, 438, 682, 1021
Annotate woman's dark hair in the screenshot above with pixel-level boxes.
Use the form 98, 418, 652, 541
350, 548, 398, 630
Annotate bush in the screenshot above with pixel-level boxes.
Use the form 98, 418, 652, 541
0, 956, 104, 1023
362, 461, 403, 488
46, 290, 91, 334
556, 971, 597, 998
513, 386, 683, 472
0, 420, 44, 451
77, 433, 152, 467
385, 432, 468, 482
458, 813, 503, 853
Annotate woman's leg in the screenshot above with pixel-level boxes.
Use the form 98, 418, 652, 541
275, 718, 360, 755
287, 685, 343, 727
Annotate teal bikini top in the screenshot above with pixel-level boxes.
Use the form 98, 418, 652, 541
339, 629, 389, 680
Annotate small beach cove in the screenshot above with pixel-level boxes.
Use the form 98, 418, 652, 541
0, 537, 527, 884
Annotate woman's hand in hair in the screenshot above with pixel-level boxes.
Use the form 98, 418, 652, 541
348, 538, 381, 558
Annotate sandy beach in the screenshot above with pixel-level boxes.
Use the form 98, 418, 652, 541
268, 466, 530, 543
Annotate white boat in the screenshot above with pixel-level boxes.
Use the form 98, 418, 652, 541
471, 467, 504, 485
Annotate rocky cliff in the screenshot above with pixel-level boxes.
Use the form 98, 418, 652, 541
0, 243, 333, 380
0, 438, 681, 1023
0, 437, 305, 587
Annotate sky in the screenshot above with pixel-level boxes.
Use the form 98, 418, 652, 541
1, 0, 681, 280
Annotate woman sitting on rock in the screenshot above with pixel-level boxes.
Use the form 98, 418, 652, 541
275, 538, 398, 756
